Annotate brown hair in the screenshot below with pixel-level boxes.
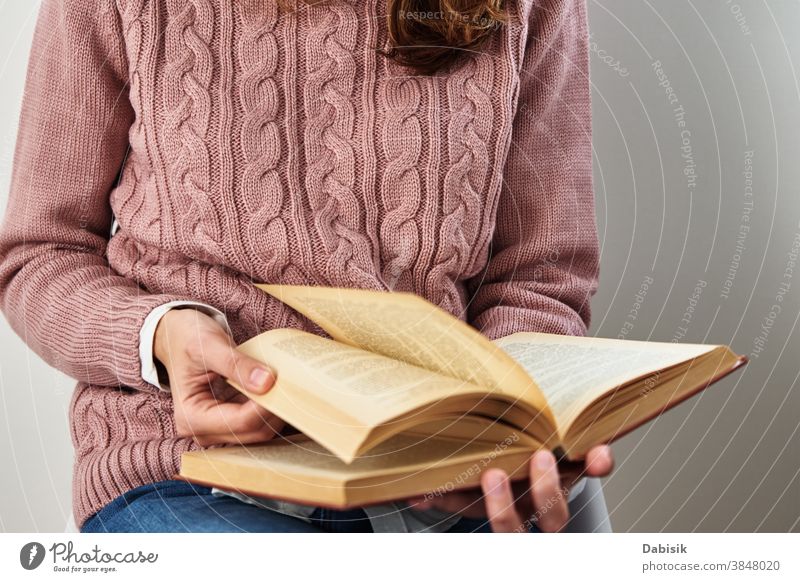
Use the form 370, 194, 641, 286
279, 1, 508, 75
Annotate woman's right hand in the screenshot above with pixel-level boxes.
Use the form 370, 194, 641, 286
154, 307, 284, 447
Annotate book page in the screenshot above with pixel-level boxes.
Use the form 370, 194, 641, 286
256, 284, 553, 423
200, 431, 530, 479
180, 430, 535, 506
559, 346, 744, 459
234, 327, 517, 461
494, 333, 716, 430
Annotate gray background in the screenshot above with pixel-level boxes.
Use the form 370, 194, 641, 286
0, 1, 798, 532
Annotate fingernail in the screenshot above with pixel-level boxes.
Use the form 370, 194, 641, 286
535, 451, 555, 470
249, 367, 274, 390
486, 471, 506, 495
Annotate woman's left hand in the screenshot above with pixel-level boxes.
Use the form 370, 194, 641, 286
407, 445, 614, 532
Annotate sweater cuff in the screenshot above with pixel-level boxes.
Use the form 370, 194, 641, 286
140, 301, 231, 392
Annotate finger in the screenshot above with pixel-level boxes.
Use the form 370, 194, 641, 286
202, 335, 276, 395
193, 424, 285, 447
179, 398, 281, 437
530, 450, 569, 532
584, 445, 615, 477
224, 391, 252, 405
481, 469, 524, 532
208, 376, 248, 402
191, 410, 285, 445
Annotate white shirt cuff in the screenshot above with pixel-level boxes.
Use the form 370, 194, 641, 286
140, 300, 231, 392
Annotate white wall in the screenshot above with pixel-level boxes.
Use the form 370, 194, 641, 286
0, 1, 75, 533
588, 0, 800, 532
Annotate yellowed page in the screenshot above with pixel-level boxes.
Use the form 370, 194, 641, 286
185, 432, 531, 481
561, 346, 743, 459
494, 332, 718, 431
257, 284, 555, 427
180, 431, 535, 507
233, 328, 515, 462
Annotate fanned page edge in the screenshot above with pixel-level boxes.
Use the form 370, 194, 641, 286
493, 331, 728, 417
562, 347, 748, 460
231, 326, 538, 463
255, 283, 557, 428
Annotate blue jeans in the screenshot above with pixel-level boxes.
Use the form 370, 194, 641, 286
80, 480, 496, 533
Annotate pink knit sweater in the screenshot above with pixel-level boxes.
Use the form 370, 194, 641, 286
0, 0, 598, 528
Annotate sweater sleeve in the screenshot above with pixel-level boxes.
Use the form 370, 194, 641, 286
0, 0, 198, 391
140, 302, 231, 392
466, 0, 599, 340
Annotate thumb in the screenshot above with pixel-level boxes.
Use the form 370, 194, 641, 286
205, 335, 277, 395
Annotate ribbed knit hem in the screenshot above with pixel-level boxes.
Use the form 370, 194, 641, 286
69, 382, 199, 529
76, 290, 206, 392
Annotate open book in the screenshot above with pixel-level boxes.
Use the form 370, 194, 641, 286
179, 285, 747, 507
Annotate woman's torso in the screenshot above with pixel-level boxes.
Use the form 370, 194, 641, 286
106, 0, 531, 339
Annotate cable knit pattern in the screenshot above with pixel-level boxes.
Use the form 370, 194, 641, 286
238, 2, 288, 279
163, 0, 223, 264
112, 0, 160, 244
425, 51, 497, 314
0, 0, 599, 528
378, 74, 422, 290
303, 3, 380, 289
